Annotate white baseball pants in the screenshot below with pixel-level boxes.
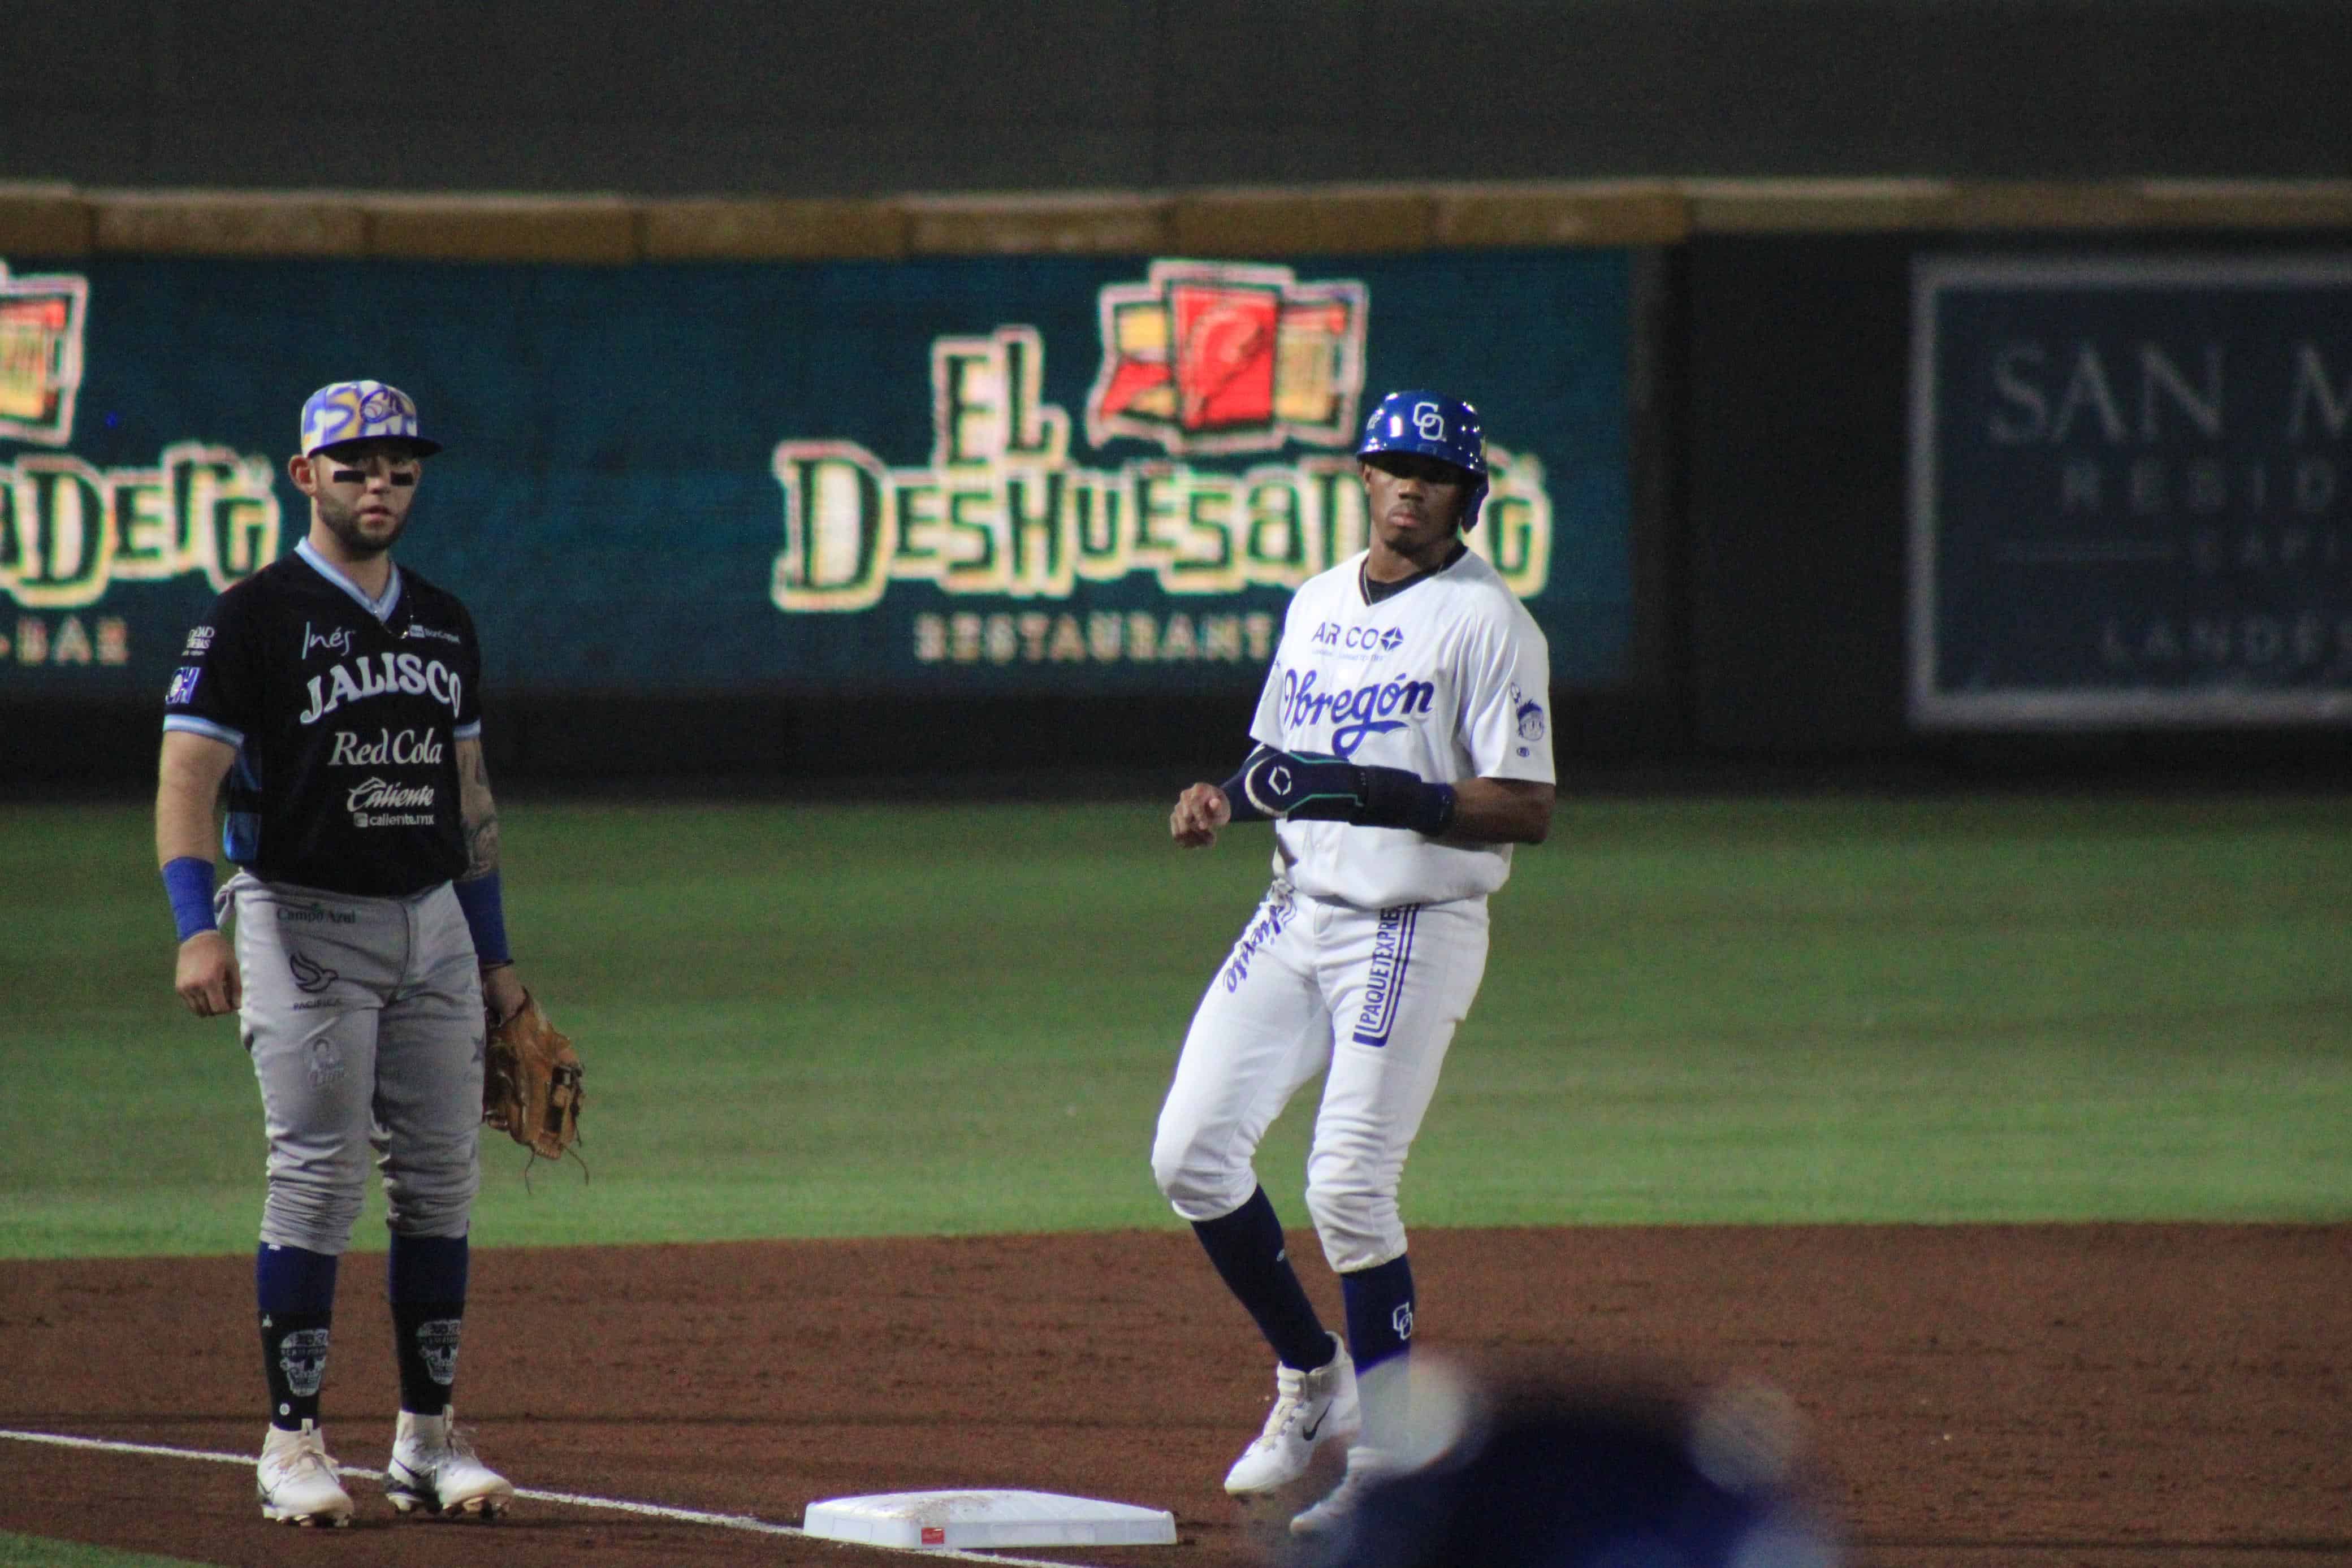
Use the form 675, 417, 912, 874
1153, 882, 1489, 1272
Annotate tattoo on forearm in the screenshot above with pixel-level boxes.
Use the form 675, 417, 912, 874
459, 746, 500, 879
462, 811, 501, 879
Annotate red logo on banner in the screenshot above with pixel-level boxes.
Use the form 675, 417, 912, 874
0, 262, 90, 448
1086, 260, 1368, 456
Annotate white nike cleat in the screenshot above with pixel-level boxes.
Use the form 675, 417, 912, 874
257, 1420, 354, 1527
1223, 1333, 1361, 1495
1289, 1445, 1399, 1538
385, 1408, 515, 1519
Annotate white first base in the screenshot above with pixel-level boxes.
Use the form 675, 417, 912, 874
803, 1489, 1178, 1549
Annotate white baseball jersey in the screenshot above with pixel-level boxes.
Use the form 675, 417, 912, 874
1248, 548, 1555, 909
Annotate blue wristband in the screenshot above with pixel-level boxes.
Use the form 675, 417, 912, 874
452, 872, 513, 968
449, 869, 510, 968
162, 856, 218, 941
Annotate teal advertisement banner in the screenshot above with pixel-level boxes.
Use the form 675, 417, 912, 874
0, 250, 1631, 698
1910, 254, 2352, 726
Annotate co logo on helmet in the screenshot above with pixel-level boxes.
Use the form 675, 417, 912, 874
1413, 401, 1445, 440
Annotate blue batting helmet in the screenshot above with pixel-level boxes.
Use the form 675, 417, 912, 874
1300, 1374, 1840, 1568
1357, 390, 1489, 531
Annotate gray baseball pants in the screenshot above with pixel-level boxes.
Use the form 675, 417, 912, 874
223, 872, 484, 1253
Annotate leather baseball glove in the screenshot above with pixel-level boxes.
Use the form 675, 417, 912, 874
482, 991, 584, 1166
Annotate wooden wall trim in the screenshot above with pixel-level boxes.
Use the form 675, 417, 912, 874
4, 180, 2346, 263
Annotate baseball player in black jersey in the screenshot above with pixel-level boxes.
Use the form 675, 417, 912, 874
157, 380, 525, 1526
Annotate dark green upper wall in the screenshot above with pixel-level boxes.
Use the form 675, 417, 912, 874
3, 1, 2345, 196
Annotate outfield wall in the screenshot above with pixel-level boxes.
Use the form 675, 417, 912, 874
8, 0, 2347, 194
4, 181, 2349, 783
1689, 229, 2352, 756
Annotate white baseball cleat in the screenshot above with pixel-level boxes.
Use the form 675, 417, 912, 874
1223, 1333, 1361, 1495
1289, 1445, 1398, 1538
385, 1407, 515, 1519
257, 1420, 355, 1527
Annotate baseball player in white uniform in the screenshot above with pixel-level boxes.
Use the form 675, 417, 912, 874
1153, 390, 1556, 1536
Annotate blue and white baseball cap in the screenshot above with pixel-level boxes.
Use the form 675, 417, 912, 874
299, 379, 443, 458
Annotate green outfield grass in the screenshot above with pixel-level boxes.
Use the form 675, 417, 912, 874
0, 1535, 210, 1568
3, 794, 2347, 1259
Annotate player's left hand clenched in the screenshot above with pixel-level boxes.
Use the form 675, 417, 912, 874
1171, 783, 1233, 849
175, 930, 242, 1017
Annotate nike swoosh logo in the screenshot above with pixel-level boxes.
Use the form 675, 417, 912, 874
1302, 1410, 1328, 1441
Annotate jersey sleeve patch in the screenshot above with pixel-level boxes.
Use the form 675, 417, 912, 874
168, 586, 265, 738
1514, 688, 1547, 743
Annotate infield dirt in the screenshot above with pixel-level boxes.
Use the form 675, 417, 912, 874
4, 1225, 2346, 1568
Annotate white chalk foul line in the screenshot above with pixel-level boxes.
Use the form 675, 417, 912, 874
0, 1428, 1112, 1568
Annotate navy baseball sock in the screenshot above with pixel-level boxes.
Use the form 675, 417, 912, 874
256, 1242, 338, 1430
1343, 1255, 1417, 1450
388, 1232, 468, 1415
1340, 1253, 1415, 1376
1190, 1187, 1334, 1371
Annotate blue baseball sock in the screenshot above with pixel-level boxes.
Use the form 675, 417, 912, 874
1340, 1253, 1415, 1376
1342, 1254, 1417, 1450
1190, 1187, 1334, 1371
388, 1232, 469, 1415
256, 1243, 339, 1429
257, 1241, 339, 1315
387, 1231, 469, 1304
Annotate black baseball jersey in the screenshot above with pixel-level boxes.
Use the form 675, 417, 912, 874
163, 540, 483, 898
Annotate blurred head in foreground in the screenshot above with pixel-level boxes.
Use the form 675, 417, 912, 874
1294, 1360, 1839, 1568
